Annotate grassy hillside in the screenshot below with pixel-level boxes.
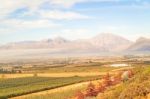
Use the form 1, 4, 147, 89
97, 66, 150, 99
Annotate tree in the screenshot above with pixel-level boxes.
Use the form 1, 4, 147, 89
103, 73, 112, 87
85, 82, 97, 97
95, 82, 106, 93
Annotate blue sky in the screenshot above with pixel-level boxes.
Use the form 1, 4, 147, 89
0, 0, 150, 44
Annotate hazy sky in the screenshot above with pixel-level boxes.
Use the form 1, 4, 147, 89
0, 0, 150, 44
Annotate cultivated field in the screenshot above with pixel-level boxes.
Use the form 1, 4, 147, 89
0, 66, 120, 78
11, 79, 101, 99
0, 56, 149, 99
0, 76, 102, 99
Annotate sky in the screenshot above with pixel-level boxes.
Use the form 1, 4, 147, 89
0, 0, 150, 44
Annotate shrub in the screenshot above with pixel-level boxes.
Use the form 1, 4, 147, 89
95, 82, 106, 93
103, 73, 112, 87
85, 82, 97, 97
73, 90, 85, 99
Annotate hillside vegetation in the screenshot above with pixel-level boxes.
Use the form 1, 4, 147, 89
97, 66, 150, 99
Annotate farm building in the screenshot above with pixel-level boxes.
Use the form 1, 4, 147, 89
0, 66, 13, 72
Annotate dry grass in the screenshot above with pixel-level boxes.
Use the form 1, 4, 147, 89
0, 72, 114, 78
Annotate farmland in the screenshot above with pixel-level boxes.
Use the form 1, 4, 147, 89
0, 66, 118, 78
0, 76, 102, 99
11, 79, 94, 99
0, 56, 149, 99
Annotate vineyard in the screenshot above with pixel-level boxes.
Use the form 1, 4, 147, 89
14, 68, 134, 99
0, 76, 102, 99
0, 64, 149, 99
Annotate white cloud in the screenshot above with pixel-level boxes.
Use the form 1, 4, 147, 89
0, 0, 86, 17
0, 0, 120, 17
0, 19, 59, 30
0, 0, 45, 17
0, 0, 90, 34
0, 28, 15, 34
40, 10, 89, 20
0, 0, 90, 21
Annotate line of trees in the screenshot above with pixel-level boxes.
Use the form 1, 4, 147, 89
71, 69, 134, 99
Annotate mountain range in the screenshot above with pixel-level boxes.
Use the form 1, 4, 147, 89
0, 33, 150, 53
127, 37, 150, 51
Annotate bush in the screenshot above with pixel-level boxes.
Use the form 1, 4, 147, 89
97, 66, 150, 99
73, 90, 85, 99
85, 82, 97, 97
119, 81, 150, 99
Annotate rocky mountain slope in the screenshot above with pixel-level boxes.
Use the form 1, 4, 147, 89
127, 37, 150, 51
0, 33, 140, 52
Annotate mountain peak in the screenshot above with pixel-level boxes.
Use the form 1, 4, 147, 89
136, 37, 149, 42
53, 36, 68, 43
89, 33, 132, 51
127, 37, 150, 51
94, 33, 130, 40
41, 38, 52, 43
0, 33, 135, 52
95, 33, 117, 37
53, 36, 66, 40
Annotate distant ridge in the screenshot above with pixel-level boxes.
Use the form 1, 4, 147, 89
0, 33, 150, 52
127, 37, 150, 51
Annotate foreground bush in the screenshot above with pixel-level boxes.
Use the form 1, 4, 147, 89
119, 81, 150, 99
97, 66, 150, 99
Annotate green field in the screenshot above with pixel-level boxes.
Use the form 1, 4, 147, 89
0, 76, 101, 99
27, 66, 117, 73
25, 85, 87, 99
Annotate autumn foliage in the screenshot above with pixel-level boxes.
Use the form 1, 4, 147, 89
95, 82, 105, 93
73, 90, 85, 99
72, 69, 134, 99
85, 82, 97, 97
103, 73, 112, 87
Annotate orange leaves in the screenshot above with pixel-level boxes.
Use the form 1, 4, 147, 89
85, 82, 97, 97
95, 82, 106, 93
112, 71, 122, 85
103, 73, 112, 87
72, 69, 134, 99
73, 90, 85, 99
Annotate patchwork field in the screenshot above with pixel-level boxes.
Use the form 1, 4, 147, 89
11, 79, 101, 99
0, 56, 148, 99
0, 66, 120, 78
0, 76, 102, 99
